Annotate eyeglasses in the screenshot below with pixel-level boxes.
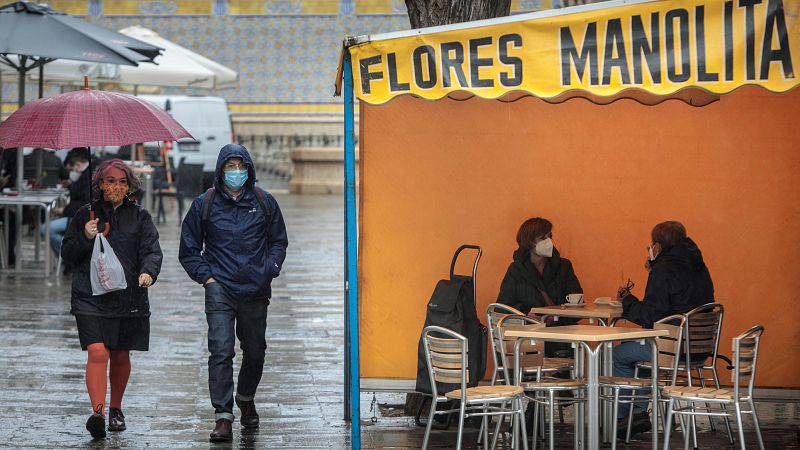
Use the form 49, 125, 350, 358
103, 178, 128, 185
223, 162, 248, 171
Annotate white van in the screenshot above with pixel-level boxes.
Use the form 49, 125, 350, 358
138, 95, 233, 187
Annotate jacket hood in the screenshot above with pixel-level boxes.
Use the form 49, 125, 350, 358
655, 237, 706, 272
214, 144, 256, 191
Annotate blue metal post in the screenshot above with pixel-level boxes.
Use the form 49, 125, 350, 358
343, 49, 361, 450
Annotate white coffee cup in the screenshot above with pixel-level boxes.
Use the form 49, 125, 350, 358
566, 293, 584, 304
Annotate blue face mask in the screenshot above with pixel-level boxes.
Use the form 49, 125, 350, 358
223, 169, 248, 190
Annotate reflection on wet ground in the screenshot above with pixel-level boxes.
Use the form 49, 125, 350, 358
0, 193, 797, 449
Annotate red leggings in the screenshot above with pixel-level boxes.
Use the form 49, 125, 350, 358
86, 343, 131, 415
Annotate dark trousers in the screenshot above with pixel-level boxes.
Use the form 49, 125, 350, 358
204, 282, 268, 421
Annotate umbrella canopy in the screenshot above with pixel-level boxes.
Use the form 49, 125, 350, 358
0, 79, 193, 221
3, 26, 238, 89
0, 2, 159, 66
0, 1, 162, 106
0, 82, 193, 149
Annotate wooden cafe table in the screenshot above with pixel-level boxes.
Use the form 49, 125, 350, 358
505, 325, 668, 450
531, 303, 624, 326
530, 303, 625, 443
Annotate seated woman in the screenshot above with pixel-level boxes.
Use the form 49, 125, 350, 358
497, 217, 583, 356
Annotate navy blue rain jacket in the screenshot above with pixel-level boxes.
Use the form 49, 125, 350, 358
622, 237, 714, 328
178, 144, 288, 299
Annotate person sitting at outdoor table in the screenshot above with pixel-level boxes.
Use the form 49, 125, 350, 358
60, 159, 163, 439
42, 148, 91, 264
497, 216, 583, 357
612, 220, 714, 438
0, 148, 18, 266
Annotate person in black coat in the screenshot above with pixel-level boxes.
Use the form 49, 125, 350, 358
45, 148, 92, 258
61, 159, 163, 439
612, 220, 714, 435
497, 217, 583, 356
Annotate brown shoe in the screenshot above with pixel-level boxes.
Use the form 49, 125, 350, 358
235, 397, 260, 428
209, 419, 232, 442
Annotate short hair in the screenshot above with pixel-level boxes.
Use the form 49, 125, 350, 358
651, 221, 687, 249
65, 147, 90, 165
92, 159, 141, 193
516, 217, 553, 251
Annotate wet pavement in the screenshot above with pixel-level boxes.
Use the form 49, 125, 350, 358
0, 193, 798, 449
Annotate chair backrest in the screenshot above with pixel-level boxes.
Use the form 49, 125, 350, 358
176, 162, 205, 196
486, 303, 526, 378
683, 303, 724, 366
653, 314, 687, 383
422, 326, 468, 398
732, 325, 764, 399
495, 314, 546, 384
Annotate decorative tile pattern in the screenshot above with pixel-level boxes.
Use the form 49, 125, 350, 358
103, 0, 213, 16
47, 0, 90, 15
228, 0, 340, 15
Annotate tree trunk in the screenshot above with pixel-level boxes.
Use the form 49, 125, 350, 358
405, 0, 511, 28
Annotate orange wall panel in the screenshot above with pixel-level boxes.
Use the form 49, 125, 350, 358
359, 87, 800, 387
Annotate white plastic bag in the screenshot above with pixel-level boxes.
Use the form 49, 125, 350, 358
90, 234, 128, 296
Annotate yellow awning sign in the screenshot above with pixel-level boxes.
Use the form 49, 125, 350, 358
347, 0, 798, 104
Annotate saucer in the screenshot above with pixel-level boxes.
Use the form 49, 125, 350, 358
563, 303, 585, 308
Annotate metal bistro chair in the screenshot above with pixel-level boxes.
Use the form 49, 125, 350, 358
599, 314, 686, 449
479, 303, 527, 445
487, 303, 527, 387
421, 325, 528, 450
483, 304, 574, 446
662, 325, 765, 450
675, 303, 734, 446
155, 160, 204, 224
496, 314, 585, 450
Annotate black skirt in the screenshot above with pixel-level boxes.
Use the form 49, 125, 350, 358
75, 315, 150, 351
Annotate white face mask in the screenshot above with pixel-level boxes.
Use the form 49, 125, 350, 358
534, 238, 554, 257
69, 171, 81, 182
648, 244, 659, 261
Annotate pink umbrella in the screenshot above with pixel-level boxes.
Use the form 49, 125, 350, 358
0, 78, 193, 233
0, 79, 191, 149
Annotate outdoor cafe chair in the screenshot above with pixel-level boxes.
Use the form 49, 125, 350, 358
662, 325, 765, 450
483, 304, 573, 446
678, 303, 734, 442
496, 314, 585, 450
599, 313, 686, 449
487, 303, 527, 387
421, 325, 528, 450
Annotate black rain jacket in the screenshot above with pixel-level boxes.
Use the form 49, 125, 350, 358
497, 248, 583, 315
622, 237, 714, 328
62, 167, 92, 219
61, 197, 163, 318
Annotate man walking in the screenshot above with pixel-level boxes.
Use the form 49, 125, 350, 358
179, 144, 288, 442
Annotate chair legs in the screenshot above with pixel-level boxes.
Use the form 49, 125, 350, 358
748, 399, 765, 450
421, 396, 437, 450
663, 397, 675, 450
611, 389, 620, 450
734, 402, 747, 450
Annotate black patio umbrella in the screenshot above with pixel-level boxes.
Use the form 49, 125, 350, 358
0, 1, 162, 107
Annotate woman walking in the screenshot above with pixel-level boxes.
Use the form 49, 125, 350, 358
61, 159, 163, 439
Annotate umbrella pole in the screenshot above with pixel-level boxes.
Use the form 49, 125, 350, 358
38, 65, 43, 99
